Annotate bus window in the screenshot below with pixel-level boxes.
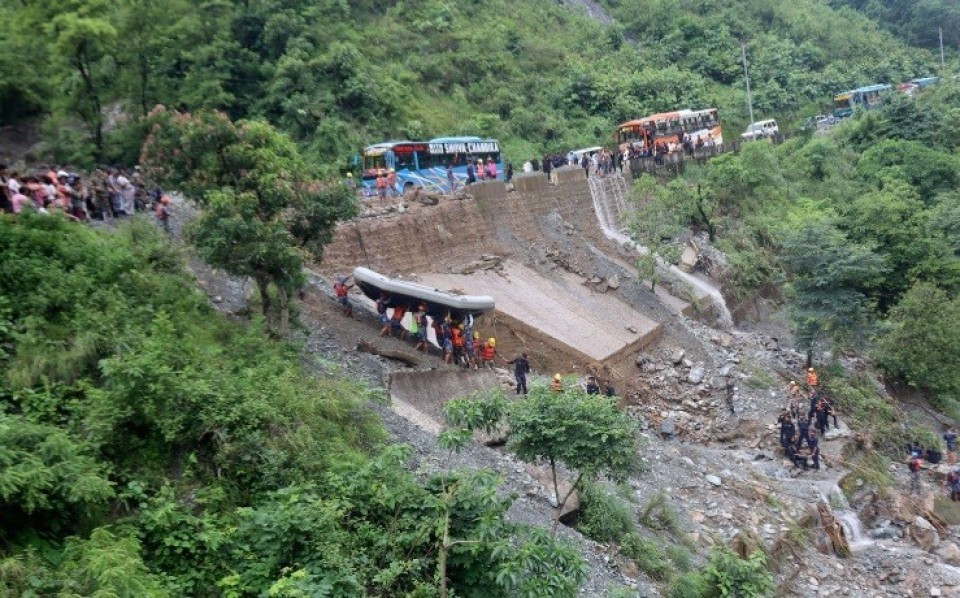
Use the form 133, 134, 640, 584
363, 155, 385, 171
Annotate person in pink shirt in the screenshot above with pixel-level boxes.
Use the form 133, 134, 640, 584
10, 189, 29, 214
486, 159, 497, 180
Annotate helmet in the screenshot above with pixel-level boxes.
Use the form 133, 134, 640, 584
347, 173, 353, 178
479, 158, 484, 162
554, 373, 562, 381
473, 332, 480, 340
790, 380, 796, 385
808, 368, 815, 372
488, 338, 495, 348
389, 168, 395, 173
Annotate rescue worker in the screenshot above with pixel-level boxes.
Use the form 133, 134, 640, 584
480, 337, 496, 368
788, 380, 801, 400
451, 324, 465, 366
465, 330, 478, 369
386, 168, 398, 196
333, 275, 354, 318
908, 452, 923, 494
441, 318, 454, 364
507, 353, 531, 395
796, 416, 811, 450
808, 431, 821, 470
390, 302, 408, 340
550, 373, 564, 393
946, 428, 959, 465
814, 398, 831, 436
414, 306, 429, 352
806, 367, 819, 388
377, 293, 391, 336
585, 376, 600, 395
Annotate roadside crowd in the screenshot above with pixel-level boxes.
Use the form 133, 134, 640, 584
776, 368, 832, 471
0, 163, 172, 230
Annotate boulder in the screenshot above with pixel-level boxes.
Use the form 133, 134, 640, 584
936, 542, 960, 566
669, 349, 685, 365
606, 274, 621, 290
909, 515, 941, 552
687, 367, 706, 385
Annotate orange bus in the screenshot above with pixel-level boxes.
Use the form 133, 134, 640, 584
615, 108, 722, 152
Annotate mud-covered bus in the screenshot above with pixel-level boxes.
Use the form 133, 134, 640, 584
360, 137, 501, 195
615, 108, 722, 152
832, 84, 892, 119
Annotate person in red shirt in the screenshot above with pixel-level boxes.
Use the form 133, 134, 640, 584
333, 275, 354, 317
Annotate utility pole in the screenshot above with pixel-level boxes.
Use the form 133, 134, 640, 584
741, 41, 755, 124
940, 26, 946, 67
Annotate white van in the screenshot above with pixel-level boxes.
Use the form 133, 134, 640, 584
741, 119, 779, 140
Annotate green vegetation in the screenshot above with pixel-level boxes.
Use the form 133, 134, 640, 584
140, 109, 356, 335
0, 215, 586, 596
2, 0, 954, 170
442, 386, 640, 533
631, 82, 960, 412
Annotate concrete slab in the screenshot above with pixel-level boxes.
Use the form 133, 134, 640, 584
388, 369, 500, 434
418, 261, 661, 363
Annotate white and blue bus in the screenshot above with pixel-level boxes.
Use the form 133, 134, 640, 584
360, 137, 502, 196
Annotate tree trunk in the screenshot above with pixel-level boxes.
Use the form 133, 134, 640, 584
277, 286, 290, 336
254, 275, 272, 326
550, 458, 560, 535
438, 512, 450, 598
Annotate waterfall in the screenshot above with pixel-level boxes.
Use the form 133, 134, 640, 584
587, 175, 735, 329
817, 482, 874, 552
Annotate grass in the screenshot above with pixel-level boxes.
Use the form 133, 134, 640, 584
743, 360, 777, 389
578, 481, 638, 544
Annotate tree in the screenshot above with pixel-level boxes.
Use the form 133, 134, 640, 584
874, 282, 960, 406
442, 387, 640, 534
140, 109, 357, 334
781, 221, 889, 355
48, 2, 118, 158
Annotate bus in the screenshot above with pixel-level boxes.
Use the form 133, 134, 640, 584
360, 137, 502, 196
615, 108, 722, 152
832, 84, 892, 119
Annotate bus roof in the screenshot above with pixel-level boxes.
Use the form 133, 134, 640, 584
853, 84, 892, 93
428, 136, 489, 143
617, 108, 717, 128
363, 140, 418, 154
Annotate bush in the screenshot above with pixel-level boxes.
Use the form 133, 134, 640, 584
620, 533, 671, 581
700, 547, 774, 598
578, 481, 637, 544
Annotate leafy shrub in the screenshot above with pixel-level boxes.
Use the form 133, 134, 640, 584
578, 481, 637, 544
620, 533, 671, 581
700, 547, 774, 598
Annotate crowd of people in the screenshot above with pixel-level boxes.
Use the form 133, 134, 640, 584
0, 163, 171, 231
776, 368, 833, 471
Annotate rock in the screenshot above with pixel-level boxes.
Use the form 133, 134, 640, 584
687, 367, 706, 385
213, 295, 223, 303
931, 588, 942, 597
681, 358, 693, 369
909, 515, 941, 552
670, 349, 685, 365
681, 456, 695, 467
706, 474, 722, 487
869, 525, 902, 540
619, 559, 639, 579
936, 543, 960, 566
660, 419, 676, 438
719, 333, 734, 348
606, 274, 621, 290
626, 325, 638, 334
